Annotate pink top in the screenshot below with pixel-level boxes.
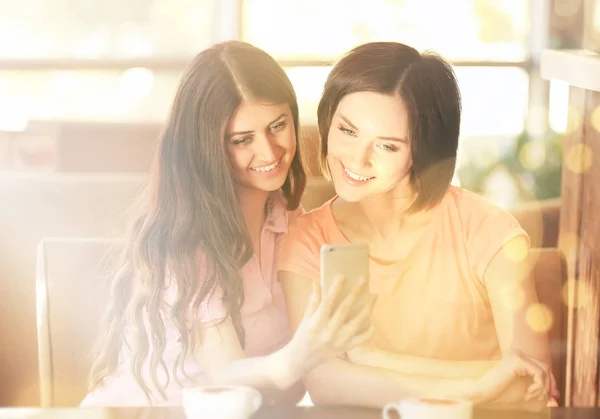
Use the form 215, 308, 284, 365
278, 186, 529, 361
81, 193, 302, 406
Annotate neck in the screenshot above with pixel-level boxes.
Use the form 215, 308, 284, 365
235, 185, 270, 241
355, 181, 421, 240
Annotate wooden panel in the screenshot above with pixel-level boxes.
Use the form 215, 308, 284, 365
550, 0, 585, 48
560, 87, 600, 406
530, 249, 568, 406
583, 0, 600, 53
583, 90, 600, 406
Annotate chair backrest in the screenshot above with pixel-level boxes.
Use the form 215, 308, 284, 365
529, 247, 567, 405
510, 198, 561, 248
0, 174, 145, 406
36, 237, 122, 407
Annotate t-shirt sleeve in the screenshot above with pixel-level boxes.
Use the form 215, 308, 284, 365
277, 214, 323, 282
467, 205, 530, 283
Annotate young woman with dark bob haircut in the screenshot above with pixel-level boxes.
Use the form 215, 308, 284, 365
279, 41, 559, 411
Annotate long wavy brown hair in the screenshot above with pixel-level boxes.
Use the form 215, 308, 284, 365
89, 41, 306, 402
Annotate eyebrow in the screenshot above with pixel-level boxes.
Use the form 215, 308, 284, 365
226, 113, 288, 140
339, 115, 408, 143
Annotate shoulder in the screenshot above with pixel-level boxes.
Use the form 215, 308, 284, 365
287, 197, 337, 240
441, 187, 529, 281
443, 186, 521, 234
278, 197, 339, 261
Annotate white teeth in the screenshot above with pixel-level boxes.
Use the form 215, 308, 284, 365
344, 167, 373, 181
252, 159, 279, 172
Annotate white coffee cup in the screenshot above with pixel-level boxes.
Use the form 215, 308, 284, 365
182, 385, 262, 419
382, 397, 472, 419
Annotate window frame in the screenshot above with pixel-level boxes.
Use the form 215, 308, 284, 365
0, 0, 551, 134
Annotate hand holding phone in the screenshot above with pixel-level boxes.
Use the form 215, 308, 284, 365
286, 244, 375, 375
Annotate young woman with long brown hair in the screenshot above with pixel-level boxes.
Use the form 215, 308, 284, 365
81, 41, 372, 406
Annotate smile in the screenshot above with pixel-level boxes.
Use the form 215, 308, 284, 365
344, 165, 374, 182
251, 158, 281, 173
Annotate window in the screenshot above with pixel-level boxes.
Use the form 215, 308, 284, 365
0, 0, 216, 59
0, 70, 181, 126
243, 0, 561, 207
1, 0, 564, 207
244, 0, 533, 139
0, 0, 217, 130
243, 0, 529, 62
0, 0, 538, 134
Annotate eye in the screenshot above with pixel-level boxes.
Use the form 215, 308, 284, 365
270, 121, 287, 132
378, 143, 398, 152
232, 136, 252, 146
338, 126, 357, 137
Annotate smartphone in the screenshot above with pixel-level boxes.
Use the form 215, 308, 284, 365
320, 243, 374, 318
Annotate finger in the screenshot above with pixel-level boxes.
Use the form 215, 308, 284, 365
303, 280, 322, 320
327, 299, 353, 333
359, 294, 377, 320
525, 382, 542, 401
333, 302, 373, 346
524, 371, 546, 401
528, 358, 552, 400
524, 362, 546, 388
550, 372, 559, 399
340, 276, 368, 309
527, 366, 546, 401
318, 275, 346, 317
346, 324, 375, 349
328, 278, 368, 330
531, 360, 551, 395
544, 367, 551, 398
512, 358, 543, 398
352, 297, 375, 331
340, 277, 371, 321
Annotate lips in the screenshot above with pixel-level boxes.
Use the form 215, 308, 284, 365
250, 157, 281, 173
337, 160, 375, 187
343, 165, 374, 182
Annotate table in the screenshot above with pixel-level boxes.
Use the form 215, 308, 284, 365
1, 407, 598, 419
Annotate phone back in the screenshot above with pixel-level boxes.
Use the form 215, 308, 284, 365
320, 243, 373, 316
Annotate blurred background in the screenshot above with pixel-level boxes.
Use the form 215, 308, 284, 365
2, 0, 600, 409
0, 0, 593, 207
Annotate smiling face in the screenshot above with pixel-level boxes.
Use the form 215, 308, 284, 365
326, 91, 414, 202
225, 99, 297, 194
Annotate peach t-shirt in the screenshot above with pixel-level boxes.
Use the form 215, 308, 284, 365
81, 192, 302, 406
278, 186, 528, 361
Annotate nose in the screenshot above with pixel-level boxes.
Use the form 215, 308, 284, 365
255, 133, 279, 163
347, 143, 372, 169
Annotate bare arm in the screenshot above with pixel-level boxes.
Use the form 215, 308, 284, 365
193, 317, 305, 404
279, 272, 484, 407
348, 346, 548, 410
280, 270, 550, 411
193, 277, 372, 405
348, 343, 499, 379
480, 236, 555, 408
